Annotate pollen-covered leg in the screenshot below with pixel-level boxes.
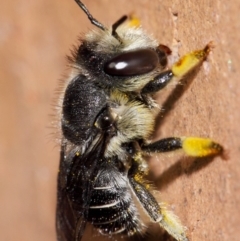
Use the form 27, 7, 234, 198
141, 42, 214, 94
142, 137, 223, 157
129, 156, 188, 241
157, 205, 189, 241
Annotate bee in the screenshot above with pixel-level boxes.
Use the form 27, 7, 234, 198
56, 1, 224, 241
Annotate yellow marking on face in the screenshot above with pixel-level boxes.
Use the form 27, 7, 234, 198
172, 42, 214, 77
182, 137, 223, 157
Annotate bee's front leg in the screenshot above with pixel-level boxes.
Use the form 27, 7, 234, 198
141, 42, 214, 95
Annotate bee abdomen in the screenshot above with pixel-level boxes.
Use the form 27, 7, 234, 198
88, 174, 140, 236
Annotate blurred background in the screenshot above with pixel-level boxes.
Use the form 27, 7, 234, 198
0, 0, 240, 241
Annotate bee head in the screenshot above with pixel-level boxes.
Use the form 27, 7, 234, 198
73, 0, 169, 91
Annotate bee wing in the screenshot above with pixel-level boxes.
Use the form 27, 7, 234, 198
56, 135, 106, 241
56, 188, 87, 241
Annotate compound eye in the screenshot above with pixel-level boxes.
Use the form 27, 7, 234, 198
104, 49, 159, 76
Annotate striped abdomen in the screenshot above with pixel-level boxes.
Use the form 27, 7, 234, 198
87, 168, 141, 236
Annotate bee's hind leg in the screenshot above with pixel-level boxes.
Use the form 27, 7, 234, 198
129, 161, 189, 241
129, 137, 222, 241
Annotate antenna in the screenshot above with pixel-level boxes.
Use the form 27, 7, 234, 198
74, 0, 107, 31
111, 15, 127, 43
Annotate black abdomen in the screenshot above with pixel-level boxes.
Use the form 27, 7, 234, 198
88, 168, 141, 236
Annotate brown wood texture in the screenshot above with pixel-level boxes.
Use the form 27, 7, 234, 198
0, 1, 239, 241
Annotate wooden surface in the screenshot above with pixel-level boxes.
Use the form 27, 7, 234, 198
0, 0, 240, 241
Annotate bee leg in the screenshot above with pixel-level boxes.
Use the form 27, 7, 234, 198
141, 42, 214, 95
129, 174, 189, 241
131, 138, 222, 241
142, 137, 223, 157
